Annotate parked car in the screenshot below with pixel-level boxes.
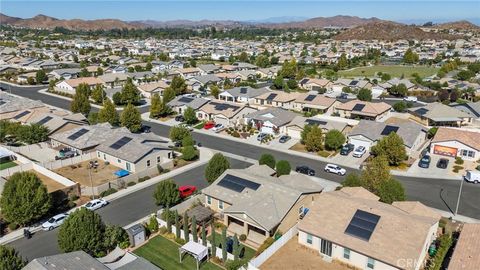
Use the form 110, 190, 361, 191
279, 135, 291, 143
295, 165, 315, 176
418, 155, 431, 168
338, 93, 348, 99
211, 123, 225, 132
340, 143, 355, 156
42, 213, 68, 231
179, 124, 193, 131
175, 115, 185, 122
464, 170, 480, 184
84, 199, 108, 211
403, 96, 418, 102
436, 158, 449, 169
257, 133, 268, 141
140, 125, 151, 133
352, 146, 366, 158
324, 164, 346, 175
179, 185, 197, 198
203, 121, 215, 130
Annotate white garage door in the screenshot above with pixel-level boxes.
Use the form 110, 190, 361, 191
261, 126, 274, 134
287, 127, 302, 139
214, 116, 229, 126
349, 138, 372, 150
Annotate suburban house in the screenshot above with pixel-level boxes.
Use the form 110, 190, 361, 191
55, 77, 103, 95
196, 100, 257, 127
256, 66, 281, 79
298, 187, 440, 270
335, 100, 392, 121
98, 73, 129, 89
285, 116, 350, 140
187, 74, 222, 92
292, 93, 337, 114
253, 92, 299, 110
408, 103, 473, 127
299, 78, 332, 91
0, 93, 51, 122
198, 64, 220, 75
167, 96, 210, 115
218, 86, 269, 104
244, 107, 298, 135
48, 68, 81, 80
202, 166, 323, 246
137, 81, 169, 99
347, 119, 427, 155
26, 112, 88, 136
447, 223, 480, 270
430, 127, 480, 161
450, 101, 480, 121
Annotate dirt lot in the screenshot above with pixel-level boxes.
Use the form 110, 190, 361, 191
29, 170, 66, 193
261, 237, 353, 270
54, 159, 120, 186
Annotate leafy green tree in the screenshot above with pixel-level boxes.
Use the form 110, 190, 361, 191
162, 87, 176, 103
361, 155, 392, 193
201, 223, 207, 246
371, 132, 407, 166
233, 234, 239, 260
169, 125, 191, 142
71, 85, 91, 116
342, 173, 364, 187
211, 223, 217, 256
17, 123, 49, 144
380, 73, 391, 81
337, 53, 348, 69
324, 129, 346, 150
35, 69, 47, 83
377, 178, 406, 204
182, 134, 195, 147
182, 146, 198, 161
238, 52, 249, 62
96, 67, 104, 76
191, 215, 198, 243
403, 48, 419, 64
205, 153, 230, 183
120, 103, 142, 132
175, 210, 181, 239
183, 107, 198, 125
150, 93, 162, 118
286, 79, 297, 89
183, 212, 189, 242
58, 208, 106, 256
273, 75, 284, 89
91, 84, 106, 103
112, 92, 123, 105
457, 70, 475, 81
88, 112, 98, 124
210, 85, 220, 99
0, 245, 26, 270
120, 80, 141, 105
166, 206, 172, 233
304, 125, 323, 152
357, 88, 372, 101
393, 101, 408, 112
300, 124, 313, 144
389, 83, 408, 97
103, 225, 129, 250
280, 59, 297, 79
255, 55, 270, 68
259, 153, 276, 169
170, 76, 188, 95
275, 160, 291, 176
427, 127, 438, 139
0, 171, 51, 225
98, 99, 119, 126
153, 179, 180, 207
80, 67, 90, 77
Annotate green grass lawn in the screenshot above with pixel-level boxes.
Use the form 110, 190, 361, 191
207, 231, 256, 261
338, 65, 439, 78
134, 235, 222, 270
0, 161, 17, 170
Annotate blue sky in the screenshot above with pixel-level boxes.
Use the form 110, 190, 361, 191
2, 1, 479, 23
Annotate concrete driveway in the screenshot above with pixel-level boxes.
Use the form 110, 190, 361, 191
331, 151, 369, 167
407, 155, 454, 178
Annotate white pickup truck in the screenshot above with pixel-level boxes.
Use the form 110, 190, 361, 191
464, 170, 480, 184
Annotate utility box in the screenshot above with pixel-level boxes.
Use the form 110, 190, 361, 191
126, 224, 146, 247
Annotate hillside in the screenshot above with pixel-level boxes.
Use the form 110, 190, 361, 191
261, 15, 383, 29
433, 20, 480, 31
0, 13, 142, 30
334, 21, 458, 40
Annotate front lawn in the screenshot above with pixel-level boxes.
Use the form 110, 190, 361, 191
338, 65, 439, 78
134, 235, 223, 270
207, 231, 256, 261
0, 161, 17, 170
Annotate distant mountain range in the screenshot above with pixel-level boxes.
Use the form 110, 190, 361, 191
0, 13, 478, 40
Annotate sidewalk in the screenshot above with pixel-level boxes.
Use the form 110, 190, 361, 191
0, 147, 214, 245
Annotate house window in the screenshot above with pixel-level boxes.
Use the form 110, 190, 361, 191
468, 151, 475, 158
306, 234, 313, 244
343, 248, 350, 260
103, 154, 106, 160
126, 162, 131, 171
206, 196, 211, 205
299, 206, 305, 216
157, 156, 161, 163
218, 200, 224, 210
147, 160, 151, 167
97, 152, 100, 158
367, 258, 375, 269
117, 159, 121, 163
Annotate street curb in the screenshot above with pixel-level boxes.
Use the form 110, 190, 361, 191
0, 80, 46, 88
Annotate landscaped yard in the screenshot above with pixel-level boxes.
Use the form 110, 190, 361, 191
134, 235, 222, 270
0, 160, 17, 170
338, 65, 439, 78
208, 230, 256, 261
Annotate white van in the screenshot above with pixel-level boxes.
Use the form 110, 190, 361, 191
464, 170, 480, 184
403, 96, 418, 102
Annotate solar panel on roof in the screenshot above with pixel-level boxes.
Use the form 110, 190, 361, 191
178, 97, 194, 103
67, 128, 89, 141
352, 104, 366, 112
306, 119, 327, 126
380, 125, 399, 136
350, 80, 359, 86
304, 95, 316, 101
415, 108, 429, 116
13, 110, 31, 120
36, 116, 53, 125
266, 93, 278, 100
240, 87, 248, 94
344, 209, 380, 241
217, 174, 261, 193
109, 136, 133, 150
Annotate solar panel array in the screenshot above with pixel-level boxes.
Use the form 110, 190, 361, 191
350, 80, 359, 86
217, 174, 261, 193
210, 102, 239, 112
381, 125, 399, 136
178, 97, 194, 103
306, 119, 327, 126
266, 93, 278, 100
352, 104, 366, 112
13, 110, 31, 120
240, 87, 248, 94
415, 108, 429, 116
304, 95, 316, 101
36, 116, 53, 125
109, 136, 133, 150
67, 128, 89, 141
344, 209, 380, 241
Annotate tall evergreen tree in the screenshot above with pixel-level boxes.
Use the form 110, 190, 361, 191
71, 84, 91, 116
205, 153, 230, 183
191, 215, 198, 243
98, 99, 119, 126
149, 93, 162, 118
120, 103, 142, 132
0, 246, 26, 270
183, 212, 189, 242
201, 223, 207, 246
221, 227, 227, 262
211, 222, 217, 256
175, 210, 181, 239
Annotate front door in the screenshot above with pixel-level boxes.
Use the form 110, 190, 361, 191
320, 239, 332, 257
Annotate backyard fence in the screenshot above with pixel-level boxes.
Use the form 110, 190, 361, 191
248, 224, 298, 268
41, 152, 96, 170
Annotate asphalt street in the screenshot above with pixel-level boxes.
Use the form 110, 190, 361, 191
8, 157, 252, 261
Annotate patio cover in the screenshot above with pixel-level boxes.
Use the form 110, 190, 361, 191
0, 148, 14, 159
187, 205, 214, 225
114, 169, 129, 177
179, 241, 208, 270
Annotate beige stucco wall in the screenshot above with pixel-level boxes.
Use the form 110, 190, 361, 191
96, 149, 168, 173
204, 194, 232, 212
277, 193, 319, 234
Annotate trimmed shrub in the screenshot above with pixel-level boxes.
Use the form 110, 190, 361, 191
127, 182, 136, 187
255, 237, 275, 256
138, 176, 151, 182
100, 188, 117, 197
455, 157, 464, 165
239, 234, 247, 242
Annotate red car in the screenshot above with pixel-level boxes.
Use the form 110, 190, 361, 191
203, 121, 215, 130
179, 185, 197, 198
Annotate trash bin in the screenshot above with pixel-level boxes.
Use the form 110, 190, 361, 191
24, 229, 31, 239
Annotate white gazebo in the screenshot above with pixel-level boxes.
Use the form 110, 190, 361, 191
179, 241, 209, 270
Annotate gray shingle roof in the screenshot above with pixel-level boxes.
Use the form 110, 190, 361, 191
167, 96, 210, 110
223, 86, 269, 98
0, 93, 44, 114
245, 107, 298, 127
23, 251, 109, 270
408, 102, 472, 121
